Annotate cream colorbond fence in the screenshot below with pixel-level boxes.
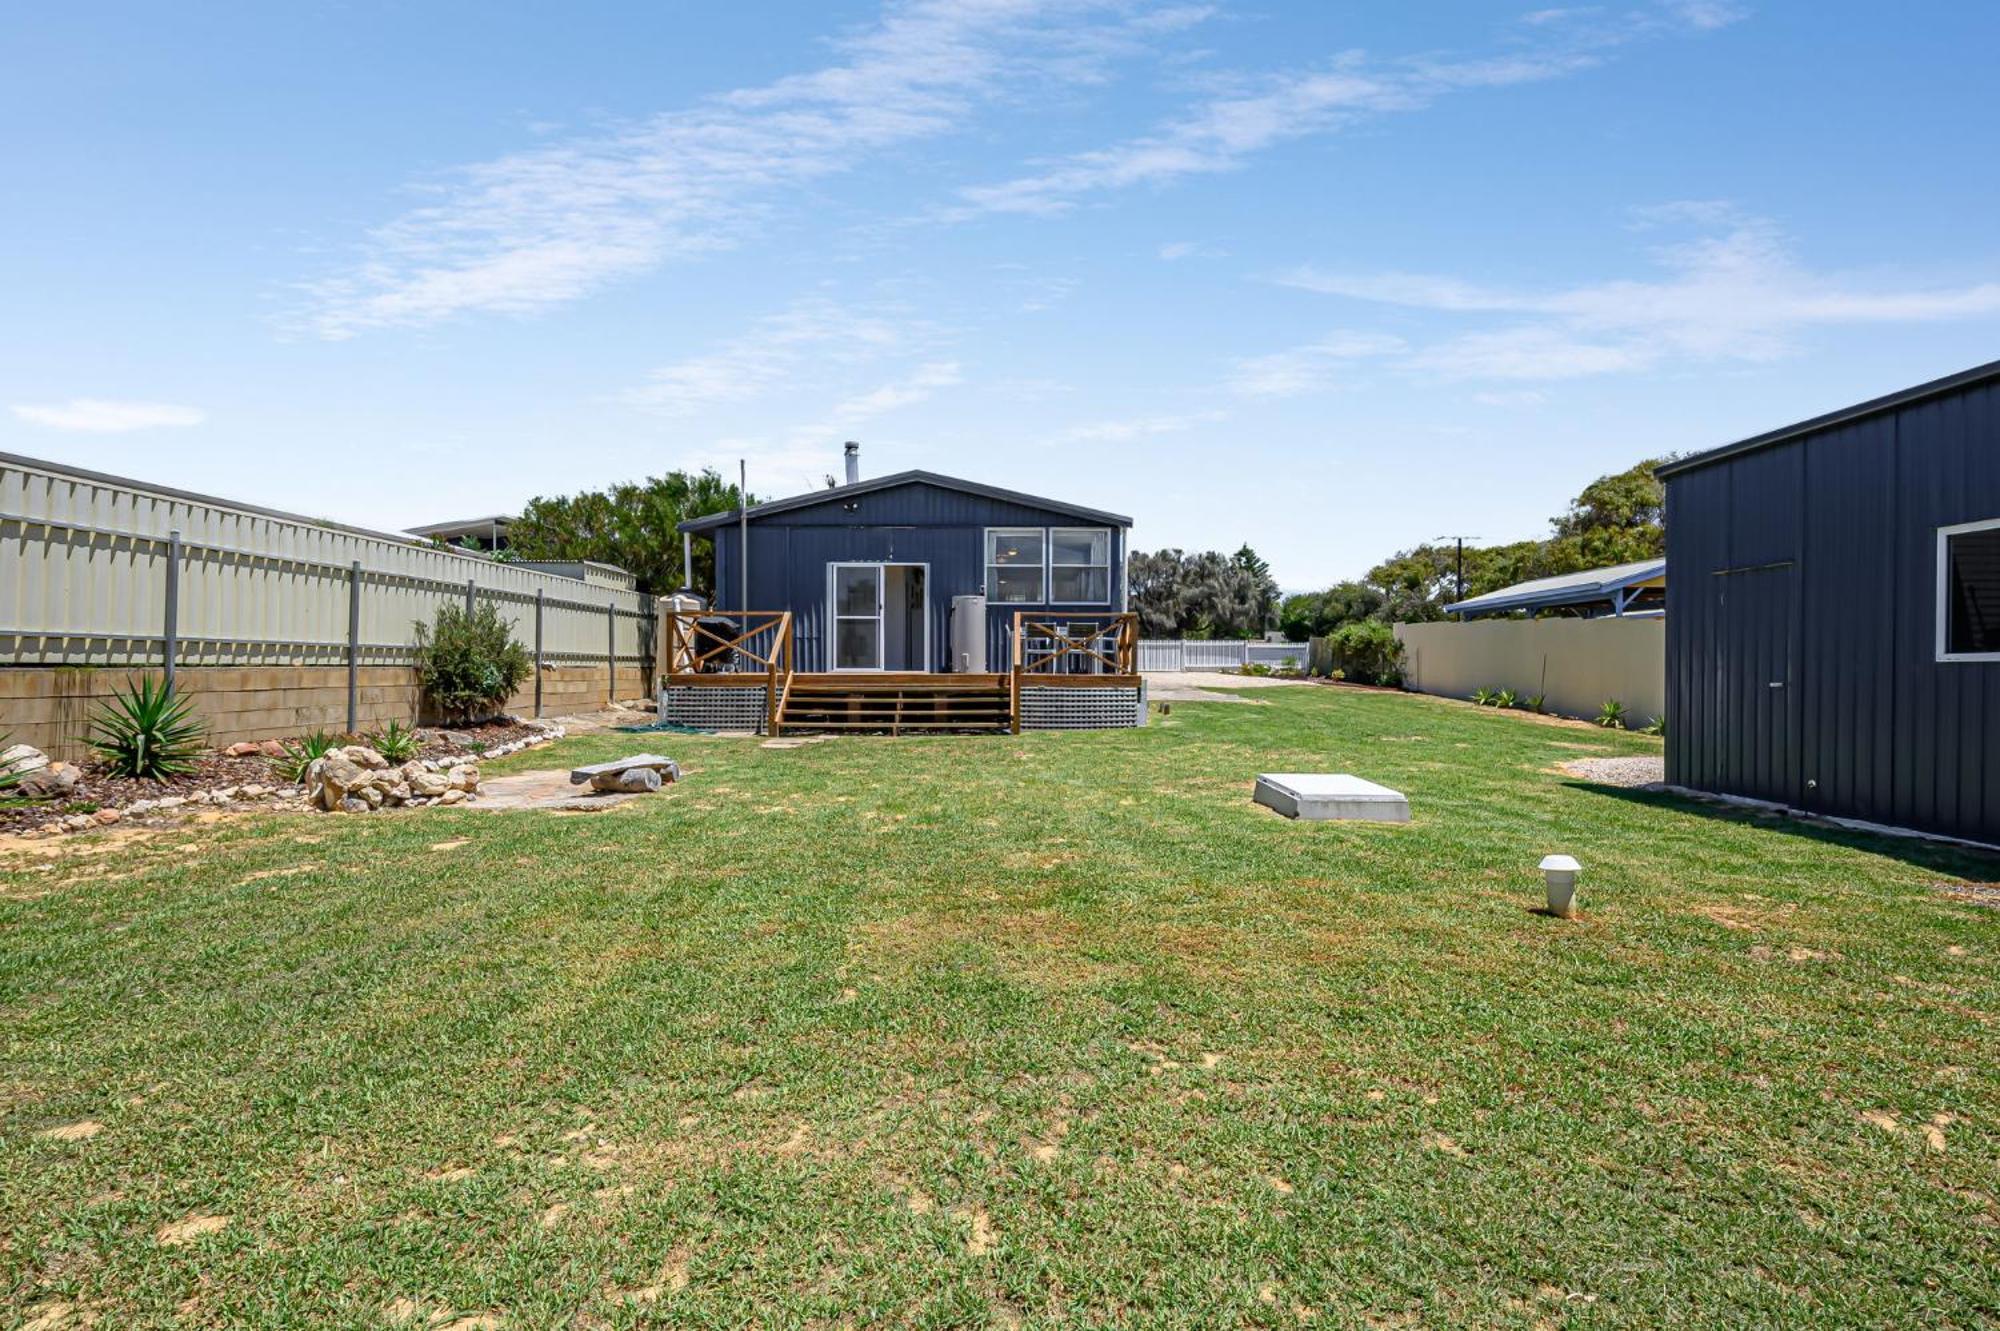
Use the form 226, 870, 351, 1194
0, 452, 653, 724
1394, 617, 1665, 725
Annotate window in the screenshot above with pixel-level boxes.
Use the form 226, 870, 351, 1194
985, 528, 1044, 603
1940, 518, 2000, 661
1049, 528, 1111, 603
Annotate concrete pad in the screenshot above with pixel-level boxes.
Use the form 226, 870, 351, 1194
472, 769, 643, 813
568, 754, 680, 786
1145, 671, 1313, 704
1254, 773, 1410, 822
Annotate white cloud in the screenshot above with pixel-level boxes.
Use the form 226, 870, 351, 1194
624, 298, 912, 415
1158, 241, 1199, 260
298, 1, 1210, 337
825, 360, 964, 426
944, 1, 1752, 222
1228, 331, 1406, 397
1054, 409, 1226, 442
9, 400, 206, 432
1278, 211, 2000, 381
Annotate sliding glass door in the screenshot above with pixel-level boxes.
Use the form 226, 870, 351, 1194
831, 564, 883, 671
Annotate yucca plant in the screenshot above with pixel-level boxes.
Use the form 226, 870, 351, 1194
1495, 689, 1519, 709
1470, 687, 1498, 706
371, 719, 420, 764
272, 729, 341, 784
88, 676, 205, 780
1595, 699, 1628, 730
1642, 712, 1666, 737
1526, 694, 1547, 715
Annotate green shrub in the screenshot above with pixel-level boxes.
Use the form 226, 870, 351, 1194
1526, 694, 1547, 715
1240, 662, 1273, 677
1595, 699, 1628, 729
371, 719, 420, 763
272, 729, 341, 784
1324, 620, 1405, 687
413, 602, 531, 725
1641, 712, 1666, 737
88, 676, 205, 780
1495, 689, 1519, 709
1471, 687, 1498, 706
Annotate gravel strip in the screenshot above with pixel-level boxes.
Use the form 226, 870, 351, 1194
1557, 755, 1665, 787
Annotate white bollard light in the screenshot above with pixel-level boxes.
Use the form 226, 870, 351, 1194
1539, 854, 1581, 918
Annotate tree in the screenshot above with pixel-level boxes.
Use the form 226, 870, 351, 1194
507, 470, 750, 596
1127, 546, 1277, 638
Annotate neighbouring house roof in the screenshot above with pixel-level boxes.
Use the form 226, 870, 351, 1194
1656, 356, 2000, 479
1444, 558, 1666, 618
677, 469, 1134, 534
407, 515, 515, 541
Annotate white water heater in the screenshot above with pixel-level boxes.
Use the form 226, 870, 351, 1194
950, 594, 988, 673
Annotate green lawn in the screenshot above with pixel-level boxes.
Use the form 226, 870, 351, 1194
3, 686, 1995, 1329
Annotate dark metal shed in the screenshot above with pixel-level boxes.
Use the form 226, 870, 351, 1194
1658, 358, 2000, 843
680, 467, 1133, 674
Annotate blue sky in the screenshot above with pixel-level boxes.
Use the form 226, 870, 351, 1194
5, 1, 1999, 587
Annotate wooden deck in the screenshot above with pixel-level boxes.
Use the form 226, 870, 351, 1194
662, 611, 1142, 735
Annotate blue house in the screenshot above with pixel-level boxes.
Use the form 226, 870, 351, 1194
668, 446, 1141, 734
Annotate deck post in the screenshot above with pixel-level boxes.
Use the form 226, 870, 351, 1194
1010, 612, 1024, 734
607, 603, 617, 705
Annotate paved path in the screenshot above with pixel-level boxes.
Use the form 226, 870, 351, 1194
1143, 671, 1314, 704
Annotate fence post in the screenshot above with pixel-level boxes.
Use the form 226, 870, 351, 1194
465, 579, 476, 615
161, 529, 182, 694
1241, 639, 1251, 667
606, 603, 617, 705
346, 560, 362, 733
533, 589, 545, 719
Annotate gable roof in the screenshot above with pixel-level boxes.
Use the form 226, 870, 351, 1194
1656, 356, 2000, 480
678, 469, 1133, 533
1444, 558, 1666, 617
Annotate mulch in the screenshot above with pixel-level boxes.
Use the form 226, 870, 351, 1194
0, 717, 552, 836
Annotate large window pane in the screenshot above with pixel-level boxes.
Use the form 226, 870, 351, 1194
1947, 526, 2000, 655
835, 619, 880, 669
835, 566, 879, 616
1050, 529, 1108, 566
988, 567, 1044, 603
987, 529, 1043, 565
1051, 567, 1110, 603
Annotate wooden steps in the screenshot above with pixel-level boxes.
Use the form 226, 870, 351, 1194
776, 673, 1012, 735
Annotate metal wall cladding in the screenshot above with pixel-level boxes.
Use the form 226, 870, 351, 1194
1666, 376, 2000, 842
711, 480, 1130, 672
0, 455, 652, 669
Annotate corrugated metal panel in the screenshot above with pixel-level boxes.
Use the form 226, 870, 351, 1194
0, 455, 651, 670
1666, 376, 2000, 843
712, 480, 1129, 673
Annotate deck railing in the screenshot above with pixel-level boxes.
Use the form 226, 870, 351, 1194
1009, 611, 1139, 733
661, 610, 794, 732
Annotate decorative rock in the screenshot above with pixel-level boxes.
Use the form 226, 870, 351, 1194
411, 770, 451, 799
318, 756, 366, 809
590, 768, 662, 794
93, 808, 121, 826
339, 796, 369, 814
154, 796, 187, 811
446, 765, 480, 793
260, 739, 287, 757
386, 782, 412, 804
18, 761, 83, 801
438, 788, 468, 805
1, 743, 50, 776
337, 745, 389, 770
224, 741, 263, 758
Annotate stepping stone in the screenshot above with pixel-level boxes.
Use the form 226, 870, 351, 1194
569, 754, 680, 786
1254, 773, 1410, 822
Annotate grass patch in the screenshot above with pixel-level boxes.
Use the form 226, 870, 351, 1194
3, 688, 1995, 1327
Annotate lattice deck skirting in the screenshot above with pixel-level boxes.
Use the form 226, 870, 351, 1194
660, 685, 769, 733
1019, 683, 1146, 730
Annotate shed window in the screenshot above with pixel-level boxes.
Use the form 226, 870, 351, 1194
1049, 528, 1111, 604
1940, 519, 2000, 660
986, 528, 1044, 603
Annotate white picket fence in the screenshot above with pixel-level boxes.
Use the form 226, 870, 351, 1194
1136, 639, 1303, 672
